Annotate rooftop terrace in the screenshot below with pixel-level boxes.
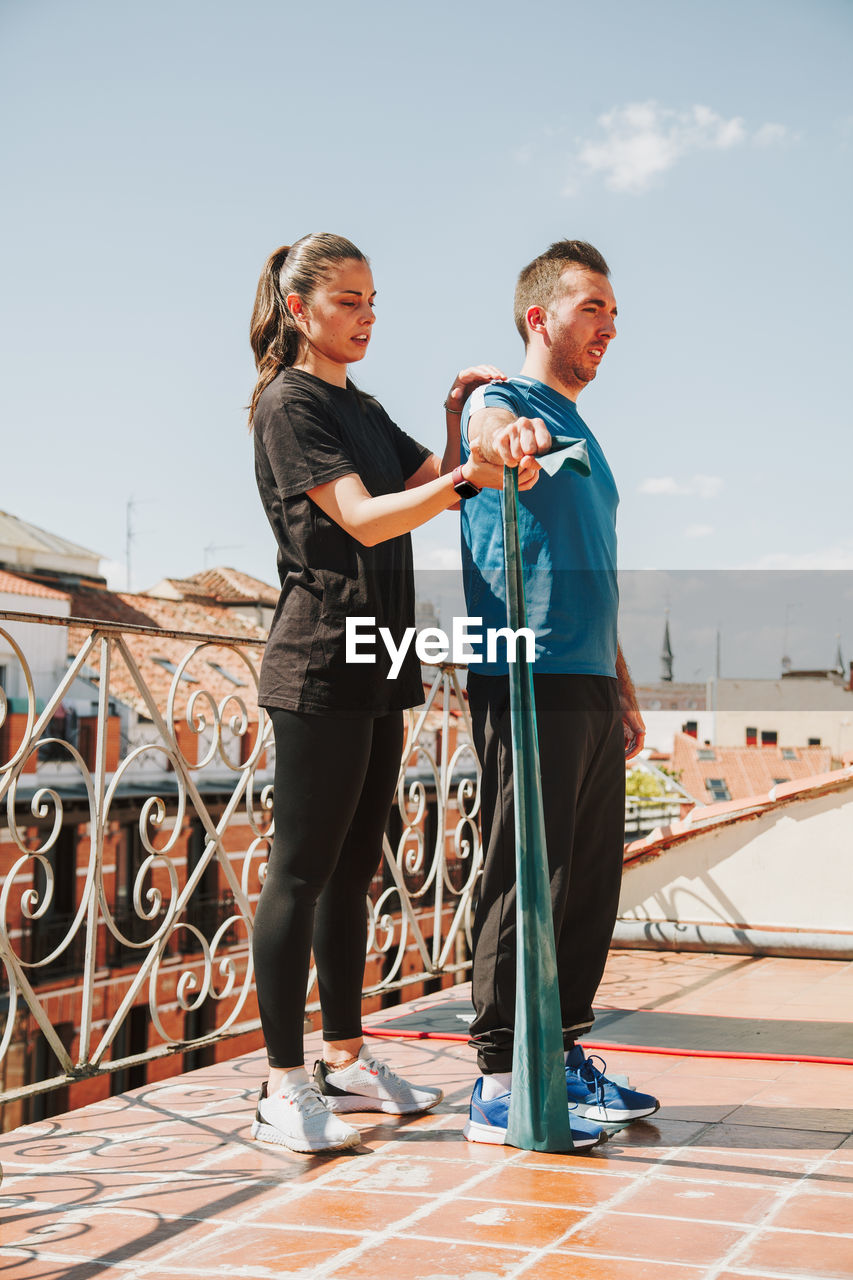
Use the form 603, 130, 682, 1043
4, 948, 852, 1280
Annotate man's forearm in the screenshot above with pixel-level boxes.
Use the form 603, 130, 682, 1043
467, 407, 518, 465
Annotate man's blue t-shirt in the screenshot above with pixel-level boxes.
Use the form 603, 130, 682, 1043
460, 376, 619, 677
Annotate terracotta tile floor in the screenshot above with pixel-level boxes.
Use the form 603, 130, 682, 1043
2, 950, 852, 1280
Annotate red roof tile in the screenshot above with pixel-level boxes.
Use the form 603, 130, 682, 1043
624, 767, 853, 866
177, 567, 279, 606
0, 569, 69, 601
671, 732, 834, 804
66, 586, 267, 721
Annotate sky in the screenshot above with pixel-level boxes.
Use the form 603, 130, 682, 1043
1, 0, 851, 680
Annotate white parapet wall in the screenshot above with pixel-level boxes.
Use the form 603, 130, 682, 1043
617, 772, 853, 956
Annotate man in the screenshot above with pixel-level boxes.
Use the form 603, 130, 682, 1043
458, 240, 659, 1148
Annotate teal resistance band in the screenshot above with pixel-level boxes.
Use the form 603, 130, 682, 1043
501, 464, 573, 1152
500, 433, 591, 1152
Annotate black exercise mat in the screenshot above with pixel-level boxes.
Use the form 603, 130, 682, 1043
370, 999, 853, 1059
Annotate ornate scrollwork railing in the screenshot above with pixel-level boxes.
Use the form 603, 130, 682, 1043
0, 609, 481, 1113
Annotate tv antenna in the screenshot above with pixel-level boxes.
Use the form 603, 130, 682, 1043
203, 543, 243, 569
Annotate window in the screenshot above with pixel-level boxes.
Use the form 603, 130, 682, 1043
184, 1003, 216, 1072
682, 720, 698, 738
184, 819, 219, 950
808, 737, 821, 747
697, 748, 716, 761
705, 778, 731, 802
206, 661, 247, 687
116, 821, 145, 916
28, 826, 84, 976
187, 819, 219, 897
745, 726, 758, 746
110, 822, 164, 962
152, 656, 198, 683
781, 748, 797, 760
29, 1022, 74, 1122
772, 777, 789, 786
39, 705, 79, 762
761, 730, 778, 746
110, 1005, 148, 1094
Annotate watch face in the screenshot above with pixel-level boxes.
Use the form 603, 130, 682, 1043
454, 479, 481, 499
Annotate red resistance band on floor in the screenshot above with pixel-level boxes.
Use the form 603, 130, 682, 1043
364, 1025, 853, 1068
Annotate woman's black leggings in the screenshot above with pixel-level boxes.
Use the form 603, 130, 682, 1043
252, 707, 403, 1068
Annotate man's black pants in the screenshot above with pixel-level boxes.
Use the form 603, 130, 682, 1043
467, 672, 626, 1075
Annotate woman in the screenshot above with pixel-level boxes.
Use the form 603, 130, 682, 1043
248, 232, 537, 1154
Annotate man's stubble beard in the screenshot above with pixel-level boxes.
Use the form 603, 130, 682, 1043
550, 339, 598, 392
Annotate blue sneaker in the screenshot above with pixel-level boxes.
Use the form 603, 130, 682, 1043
565, 1045, 659, 1122
462, 1077, 607, 1150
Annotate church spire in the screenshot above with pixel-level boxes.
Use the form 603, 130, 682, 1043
661, 612, 673, 683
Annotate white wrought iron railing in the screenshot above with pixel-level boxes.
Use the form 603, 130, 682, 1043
0, 610, 482, 1115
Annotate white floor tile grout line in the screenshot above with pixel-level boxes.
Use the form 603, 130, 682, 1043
498, 1115, 850, 1279
10, 1179, 853, 1250
123, 1147, 538, 1278
632, 1169, 853, 1195
556, 1259, 819, 1280
699, 1142, 847, 1280
7, 1132, 850, 1186
432, 1194, 853, 1237
6, 1114, 851, 1233
0, 1239, 819, 1280
6, 1070, 852, 1278
500, 1135, 714, 1280
499, 1121, 850, 1280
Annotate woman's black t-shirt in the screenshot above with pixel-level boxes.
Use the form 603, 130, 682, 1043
253, 368, 432, 717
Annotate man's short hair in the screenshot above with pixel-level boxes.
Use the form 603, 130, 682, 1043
514, 240, 610, 343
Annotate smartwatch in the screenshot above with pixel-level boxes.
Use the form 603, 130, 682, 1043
452, 465, 481, 500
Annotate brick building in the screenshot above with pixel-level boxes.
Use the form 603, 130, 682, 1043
1, 514, 478, 1129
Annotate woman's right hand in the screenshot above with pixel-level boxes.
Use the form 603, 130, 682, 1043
445, 364, 507, 414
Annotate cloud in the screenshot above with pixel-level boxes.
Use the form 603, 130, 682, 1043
639, 475, 723, 499
753, 122, 791, 147
413, 544, 462, 572
574, 102, 791, 193
684, 524, 715, 539
745, 541, 853, 571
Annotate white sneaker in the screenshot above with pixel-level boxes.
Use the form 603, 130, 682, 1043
251, 1080, 361, 1153
314, 1047, 444, 1115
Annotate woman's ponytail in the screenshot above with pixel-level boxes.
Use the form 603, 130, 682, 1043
248, 245, 298, 426
247, 233, 367, 428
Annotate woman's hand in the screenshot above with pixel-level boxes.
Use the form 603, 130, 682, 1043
463, 444, 540, 492
445, 364, 506, 414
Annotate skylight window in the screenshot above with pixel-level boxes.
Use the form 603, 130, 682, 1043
697, 748, 716, 761
207, 661, 247, 688
152, 657, 198, 684
705, 778, 731, 801
781, 748, 797, 760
